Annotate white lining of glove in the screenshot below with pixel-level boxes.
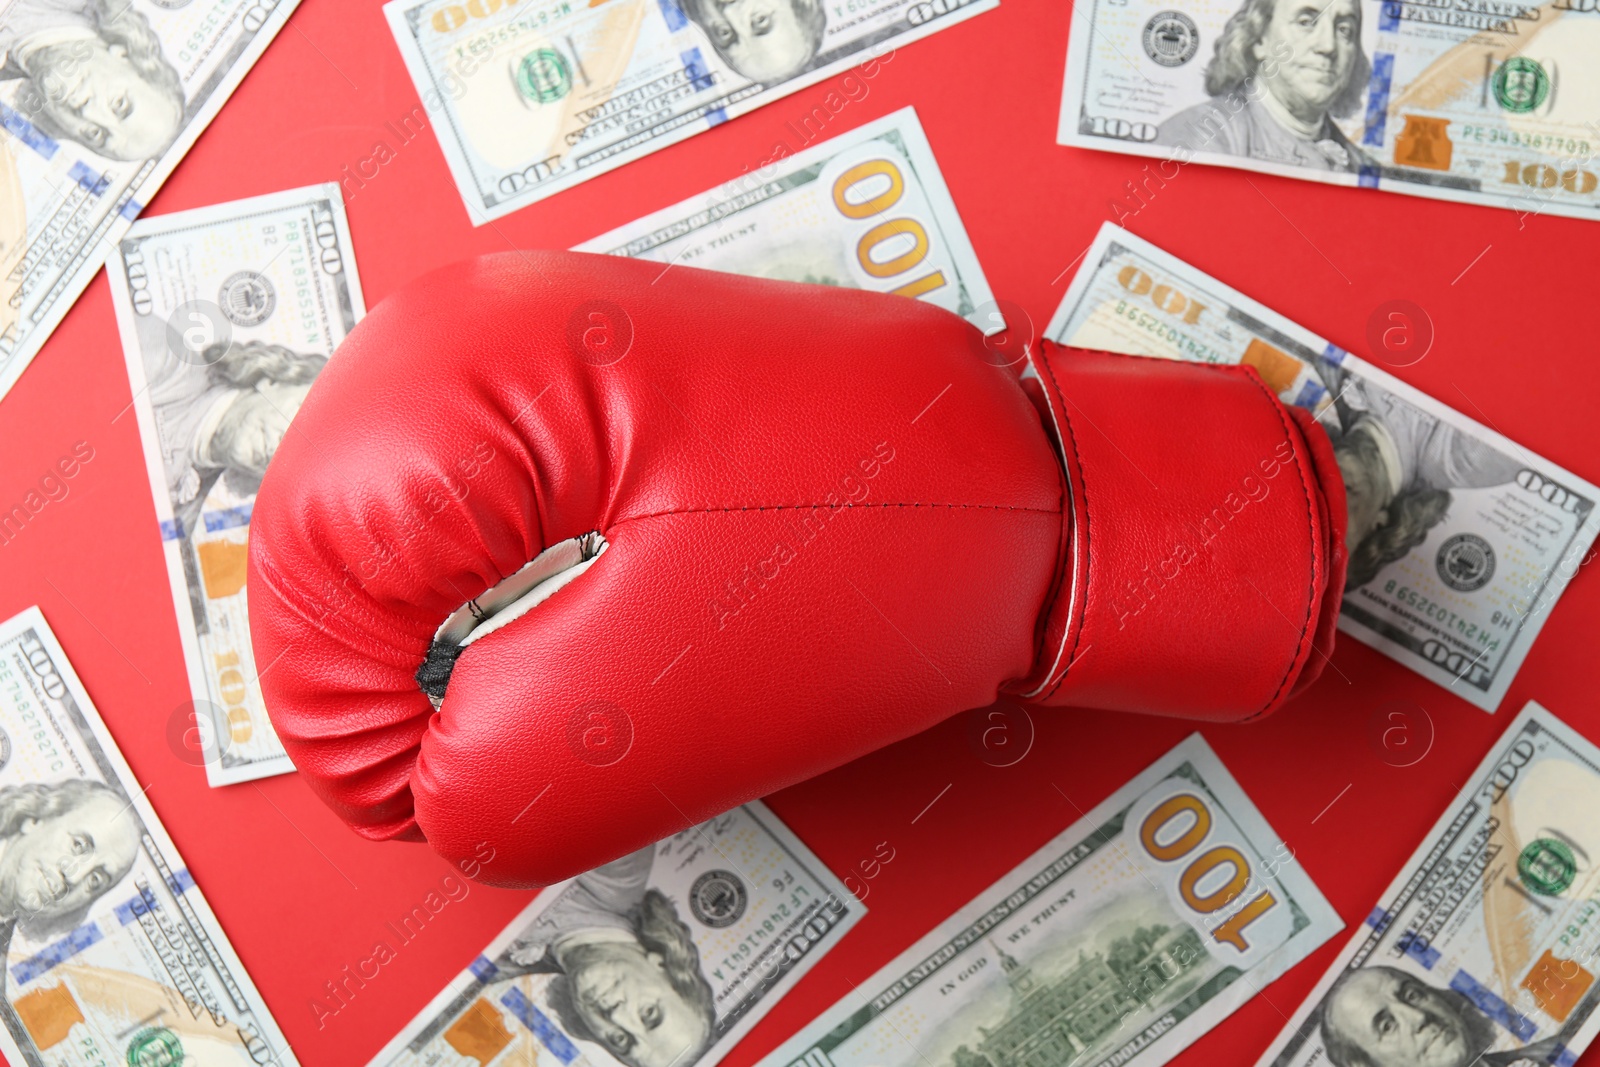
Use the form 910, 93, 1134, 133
434, 532, 608, 650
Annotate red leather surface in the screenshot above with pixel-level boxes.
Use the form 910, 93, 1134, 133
3, 0, 1597, 1063
1015, 343, 1346, 720
250, 251, 1064, 885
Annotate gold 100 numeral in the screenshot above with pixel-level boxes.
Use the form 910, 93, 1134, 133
1502, 161, 1599, 195
1139, 793, 1278, 952
831, 159, 947, 300
212, 649, 255, 745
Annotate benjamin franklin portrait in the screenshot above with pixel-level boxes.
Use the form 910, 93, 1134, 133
0, 780, 142, 985
149, 339, 327, 544
679, 0, 826, 84
0, 0, 185, 161
492, 847, 717, 1067
1319, 965, 1582, 1067
1155, 0, 1372, 173
1313, 362, 1521, 592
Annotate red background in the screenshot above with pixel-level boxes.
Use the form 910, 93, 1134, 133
3, 0, 1598, 1063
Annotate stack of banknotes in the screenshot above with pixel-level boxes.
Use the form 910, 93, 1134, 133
5, 0, 1600, 1063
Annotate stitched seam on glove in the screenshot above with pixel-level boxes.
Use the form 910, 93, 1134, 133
1035, 349, 1090, 705
1228, 364, 1322, 721
612, 502, 1062, 523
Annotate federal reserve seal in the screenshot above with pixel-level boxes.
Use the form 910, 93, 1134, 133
1436, 533, 1495, 592
689, 869, 747, 928
1518, 837, 1576, 896
1142, 12, 1199, 67
217, 271, 276, 326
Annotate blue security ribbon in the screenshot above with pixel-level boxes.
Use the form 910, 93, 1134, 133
11, 922, 104, 985
1449, 968, 1538, 1042
501, 987, 581, 1064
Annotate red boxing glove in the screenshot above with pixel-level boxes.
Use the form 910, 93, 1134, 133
248, 252, 1345, 887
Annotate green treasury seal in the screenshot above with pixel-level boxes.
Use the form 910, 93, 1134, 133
1518, 837, 1576, 896
1494, 57, 1550, 114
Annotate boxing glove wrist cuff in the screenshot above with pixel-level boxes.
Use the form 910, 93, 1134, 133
1009, 342, 1346, 722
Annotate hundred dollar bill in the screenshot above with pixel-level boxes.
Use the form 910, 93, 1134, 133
368, 802, 860, 1067
109, 184, 365, 786
574, 107, 995, 326
383, 0, 993, 223
1047, 223, 1600, 712
0, 0, 302, 404
1256, 701, 1600, 1067
759, 734, 1342, 1067
0, 606, 297, 1066
1057, 0, 1600, 221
